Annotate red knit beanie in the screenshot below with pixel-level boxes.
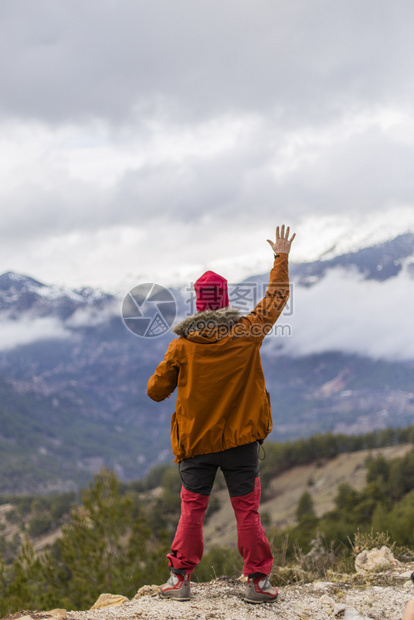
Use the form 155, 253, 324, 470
194, 271, 229, 312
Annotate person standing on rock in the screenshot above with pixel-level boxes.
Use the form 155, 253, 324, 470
147, 225, 295, 604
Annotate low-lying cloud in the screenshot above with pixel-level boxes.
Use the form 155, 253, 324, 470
0, 317, 70, 351
0, 263, 412, 362
268, 265, 414, 361
0, 302, 120, 350
66, 301, 119, 328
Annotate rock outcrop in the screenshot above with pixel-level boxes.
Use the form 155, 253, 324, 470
355, 545, 401, 573
90, 594, 129, 610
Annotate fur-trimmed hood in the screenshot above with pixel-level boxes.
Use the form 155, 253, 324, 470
172, 307, 242, 339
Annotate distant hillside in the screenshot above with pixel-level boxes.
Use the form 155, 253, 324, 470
0, 376, 164, 495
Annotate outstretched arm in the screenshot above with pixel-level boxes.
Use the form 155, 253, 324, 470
236, 225, 295, 339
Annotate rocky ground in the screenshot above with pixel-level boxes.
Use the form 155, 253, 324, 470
6, 574, 414, 620
67, 576, 414, 620
4, 551, 414, 620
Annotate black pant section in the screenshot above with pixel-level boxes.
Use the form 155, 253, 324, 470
179, 441, 260, 497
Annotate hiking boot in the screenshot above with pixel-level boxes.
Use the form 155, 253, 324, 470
244, 574, 278, 604
160, 571, 191, 601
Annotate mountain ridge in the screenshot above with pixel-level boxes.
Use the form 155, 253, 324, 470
0, 232, 413, 493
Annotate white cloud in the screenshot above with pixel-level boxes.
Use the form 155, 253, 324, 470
0, 317, 70, 351
273, 264, 414, 361
0, 301, 119, 350
1, 1, 414, 289
0, 246, 413, 363
1, 1, 414, 124
66, 300, 119, 327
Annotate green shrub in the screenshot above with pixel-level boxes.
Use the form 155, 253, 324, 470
28, 514, 53, 538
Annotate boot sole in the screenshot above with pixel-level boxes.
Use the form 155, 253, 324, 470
244, 595, 278, 604
159, 592, 190, 602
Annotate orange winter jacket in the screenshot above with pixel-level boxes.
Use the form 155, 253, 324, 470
147, 253, 290, 462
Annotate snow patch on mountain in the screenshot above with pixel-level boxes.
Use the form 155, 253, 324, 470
317, 210, 414, 261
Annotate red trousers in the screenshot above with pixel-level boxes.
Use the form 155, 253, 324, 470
167, 443, 273, 576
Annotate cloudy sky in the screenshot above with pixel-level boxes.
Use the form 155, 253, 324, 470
1, 0, 414, 293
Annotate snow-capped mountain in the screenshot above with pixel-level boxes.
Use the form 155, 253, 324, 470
292, 231, 414, 285
0, 233, 413, 493
0, 271, 114, 318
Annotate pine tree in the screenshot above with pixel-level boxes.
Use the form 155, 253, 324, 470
53, 468, 170, 610
0, 538, 57, 617
56, 468, 135, 608
296, 491, 316, 521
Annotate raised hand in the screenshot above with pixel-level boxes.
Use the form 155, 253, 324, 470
267, 225, 296, 255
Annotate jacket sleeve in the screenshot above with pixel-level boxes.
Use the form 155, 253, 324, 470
235, 253, 290, 340
147, 341, 179, 402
